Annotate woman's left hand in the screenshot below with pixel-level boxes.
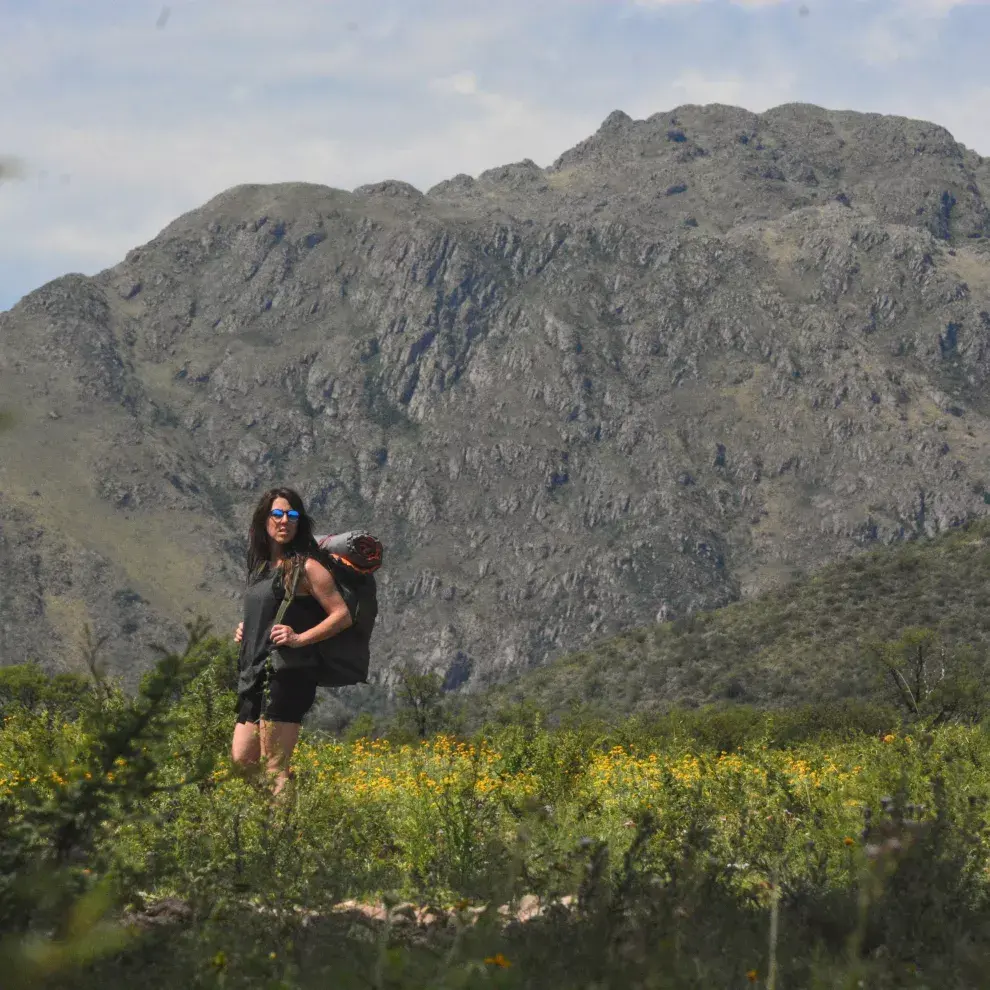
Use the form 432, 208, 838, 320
270, 624, 300, 648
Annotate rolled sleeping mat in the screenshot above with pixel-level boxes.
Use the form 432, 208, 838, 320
314, 531, 384, 574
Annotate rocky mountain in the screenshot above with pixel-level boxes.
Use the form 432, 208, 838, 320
1, 102, 989, 693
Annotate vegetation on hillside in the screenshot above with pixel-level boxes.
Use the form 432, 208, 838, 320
454, 520, 990, 726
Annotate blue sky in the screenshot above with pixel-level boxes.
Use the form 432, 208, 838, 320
1, 0, 988, 312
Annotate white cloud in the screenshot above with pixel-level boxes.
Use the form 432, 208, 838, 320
430, 71, 479, 96
633, 0, 781, 6
847, 16, 922, 66
633, 0, 989, 7
905, 0, 990, 11
666, 69, 797, 113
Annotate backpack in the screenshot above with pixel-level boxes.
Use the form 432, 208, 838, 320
311, 532, 382, 687
270, 531, 383, 688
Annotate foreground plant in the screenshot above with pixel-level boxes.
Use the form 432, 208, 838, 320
6, 659, 990, 987
0, 619, 226, 990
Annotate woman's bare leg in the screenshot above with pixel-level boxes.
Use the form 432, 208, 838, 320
231, 721, 261, 773
259, 720, 302, 797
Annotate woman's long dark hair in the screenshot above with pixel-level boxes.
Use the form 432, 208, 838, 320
246, 487, 318, 580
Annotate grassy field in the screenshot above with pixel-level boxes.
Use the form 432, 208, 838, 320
3, 630, 990, 988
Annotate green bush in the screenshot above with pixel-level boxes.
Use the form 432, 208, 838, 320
0, 664, 93, 721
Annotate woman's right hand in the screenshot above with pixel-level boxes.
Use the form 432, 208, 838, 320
234, 622, 244, 643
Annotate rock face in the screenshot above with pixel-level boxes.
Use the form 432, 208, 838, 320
1, 102, 989, 691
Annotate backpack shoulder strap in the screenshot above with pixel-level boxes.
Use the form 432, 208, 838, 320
273, 560, 302, 624
268, 559, 303, 667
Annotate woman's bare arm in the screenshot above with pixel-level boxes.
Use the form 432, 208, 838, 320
270, 557, 353, 648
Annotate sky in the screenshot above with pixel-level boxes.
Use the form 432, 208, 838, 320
1, 0, 989, 312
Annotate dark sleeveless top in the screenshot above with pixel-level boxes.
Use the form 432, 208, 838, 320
237, 563, 327, 695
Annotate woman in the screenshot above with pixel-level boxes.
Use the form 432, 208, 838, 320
232, 487, 353, 795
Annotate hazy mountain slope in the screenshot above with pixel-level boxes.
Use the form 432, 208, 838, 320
462, 518, 990, 721
1, 102, 989, 691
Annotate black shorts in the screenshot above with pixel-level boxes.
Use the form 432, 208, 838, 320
237, 666, 318, 725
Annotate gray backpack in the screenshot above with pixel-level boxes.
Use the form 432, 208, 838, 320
271, 531, 382, 687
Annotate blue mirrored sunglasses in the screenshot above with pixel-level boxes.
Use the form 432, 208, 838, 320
269, 509, 300, 521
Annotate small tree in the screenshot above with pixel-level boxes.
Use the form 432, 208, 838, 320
343, 711, 376, 742
79, 624, 113, 703
866, 627, 990, 725
0, 664, 92, 721
395, 664, 445, 739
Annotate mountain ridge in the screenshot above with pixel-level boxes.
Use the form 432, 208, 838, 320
1, 101, 989, 693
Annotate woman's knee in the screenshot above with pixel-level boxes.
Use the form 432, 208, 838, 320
231, 722, 261, 765
260, 720, 302, 762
